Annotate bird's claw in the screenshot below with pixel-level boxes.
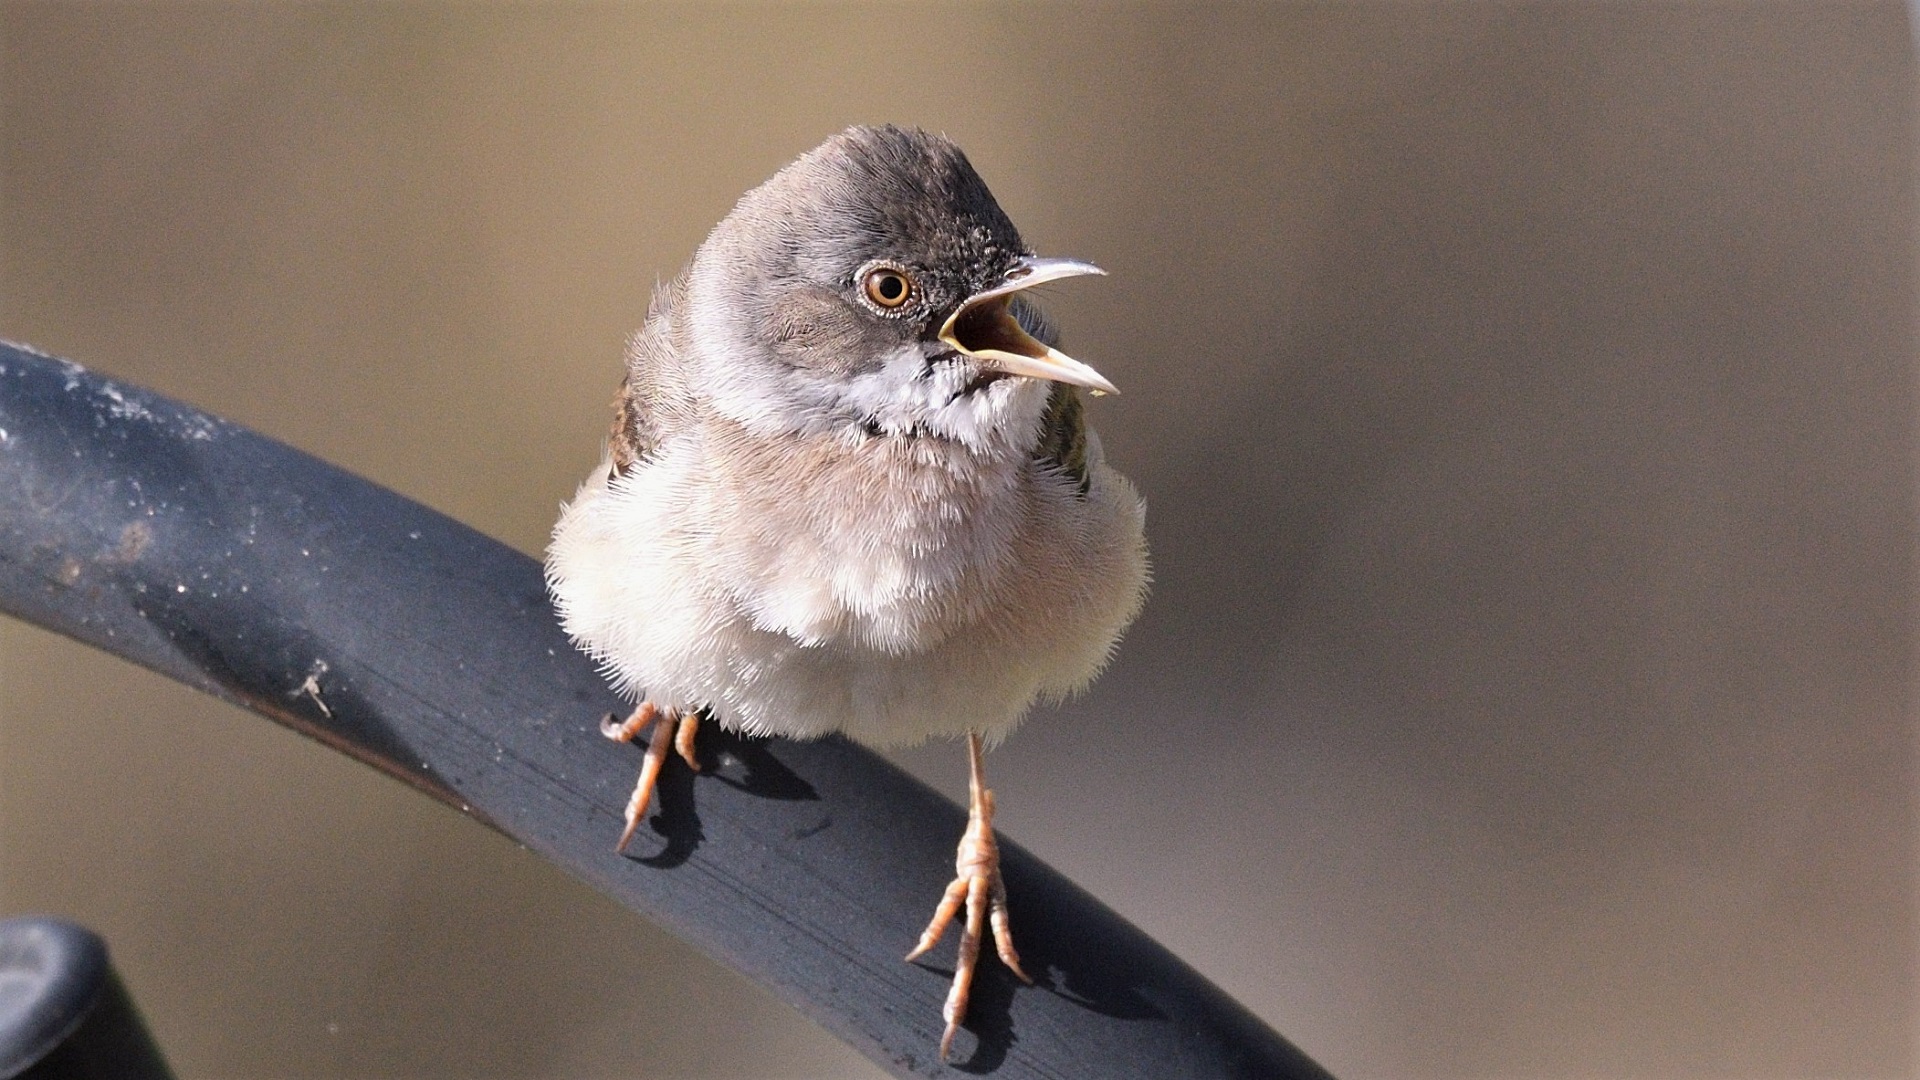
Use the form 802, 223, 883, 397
601, 702, 656, 743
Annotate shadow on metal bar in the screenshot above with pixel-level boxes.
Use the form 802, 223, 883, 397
0, 341, 1334, 1080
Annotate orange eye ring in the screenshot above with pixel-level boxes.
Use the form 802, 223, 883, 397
862, 266, 914, 309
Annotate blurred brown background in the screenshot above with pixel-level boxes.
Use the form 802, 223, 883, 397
1, 4, 1912, 1078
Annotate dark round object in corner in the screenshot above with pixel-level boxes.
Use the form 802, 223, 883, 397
0, 918, 106, 1077
0, 918, 170, 1080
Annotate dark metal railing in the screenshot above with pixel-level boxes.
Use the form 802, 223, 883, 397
0, 341, 1331, 1079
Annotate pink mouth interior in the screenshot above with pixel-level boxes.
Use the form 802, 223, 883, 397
948, 297, 1045, 360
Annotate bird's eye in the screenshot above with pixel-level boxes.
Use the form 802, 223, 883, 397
862, 267, 914, 309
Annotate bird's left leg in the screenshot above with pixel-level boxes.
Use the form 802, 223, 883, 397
905, 730, 1031, 1060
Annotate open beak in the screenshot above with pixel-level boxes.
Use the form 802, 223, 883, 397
937, 256, 1117, 395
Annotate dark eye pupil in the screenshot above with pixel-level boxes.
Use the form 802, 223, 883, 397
877, 274, 904, 300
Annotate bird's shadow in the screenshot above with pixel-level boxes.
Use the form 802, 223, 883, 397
1005, 852, 1171, 1024
629, 726, 819, 868
702, 728, 821, 801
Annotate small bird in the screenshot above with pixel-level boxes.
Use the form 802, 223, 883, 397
546, 125, 1149, 1059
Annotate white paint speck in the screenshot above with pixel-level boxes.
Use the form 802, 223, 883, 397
293, 660, 333, 718
100, 383, 156, 424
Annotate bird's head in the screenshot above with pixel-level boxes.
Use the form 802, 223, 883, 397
682, 125, 1113, 454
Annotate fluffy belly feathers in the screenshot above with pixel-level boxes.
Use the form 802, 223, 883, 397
546, 443, 1147, 745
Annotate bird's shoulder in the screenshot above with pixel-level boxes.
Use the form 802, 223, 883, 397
1033, 382, 1091, 497
609, 277, 696, 476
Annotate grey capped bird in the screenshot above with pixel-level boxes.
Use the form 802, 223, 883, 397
546, 125, 1149, 1059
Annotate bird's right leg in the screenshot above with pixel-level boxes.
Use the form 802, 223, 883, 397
601, 702, 708, 852
601, 702, 695, 853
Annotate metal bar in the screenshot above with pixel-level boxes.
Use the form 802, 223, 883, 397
0, 342, 1332, 1079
